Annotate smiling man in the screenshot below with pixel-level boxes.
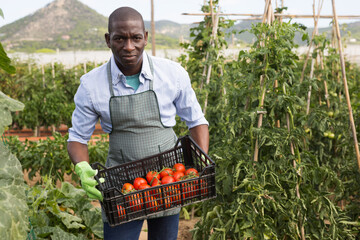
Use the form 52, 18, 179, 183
67, 6, 209, 240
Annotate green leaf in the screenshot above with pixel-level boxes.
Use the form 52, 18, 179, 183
0, 9, 4, 19
57, 210, 85, 229
0, 92, 24, 135
0, 42, 15, 74
51, 226, 87, 240
0, 139, 28, 240
81, 210, 103, 238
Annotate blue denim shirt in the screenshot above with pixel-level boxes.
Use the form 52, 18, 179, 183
68, 53, 208, 144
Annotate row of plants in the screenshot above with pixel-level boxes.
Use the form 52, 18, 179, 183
5, 133, 109, 184
177, 1, 360, 239
2, 1, 360, 239
0, 61, 99, 131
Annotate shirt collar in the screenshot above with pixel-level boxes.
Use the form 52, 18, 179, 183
110, 52, 153, 86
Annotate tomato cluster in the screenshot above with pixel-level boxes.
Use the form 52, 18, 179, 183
117, 163, 204, 218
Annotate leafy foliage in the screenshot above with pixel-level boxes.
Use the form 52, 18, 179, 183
6, 133, 109, 184
0, 93, 27, 240
179, 1, 360, 239
0, 16, 29, 238
0, 61, 97, 130
26, 177, 103, 239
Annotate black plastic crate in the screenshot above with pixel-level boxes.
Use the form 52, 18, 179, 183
92, 135, 216, 226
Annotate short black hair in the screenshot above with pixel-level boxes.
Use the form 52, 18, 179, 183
108, 7, 145, 33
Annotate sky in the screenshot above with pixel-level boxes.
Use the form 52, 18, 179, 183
0, 0, 359, 28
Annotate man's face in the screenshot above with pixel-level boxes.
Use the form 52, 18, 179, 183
105, 19, 148, 76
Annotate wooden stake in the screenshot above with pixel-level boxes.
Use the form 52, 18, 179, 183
332, 0, 360, 171
300, 0, 324, 83
306, 59, 315, 115
253, 0, 272, 163
182, 12, 360, 19
319, 52, 331, 108
203, 1, 220, 115
151, 0, 156, 56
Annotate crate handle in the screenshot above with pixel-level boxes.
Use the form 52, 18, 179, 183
91, 162, 107, 171
175, 136, 183, 147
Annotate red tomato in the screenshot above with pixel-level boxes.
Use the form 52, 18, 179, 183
173, 163, 186, 173
169, 189, 181, 205
161, 176, 175, 185
200, 179, 208, 196
162, 196, 172, 209
160, 168, 173, 179
126, 193, 143, 212
149, 177, 161, 186
117, 205, 126, 220
133, 177, 147, 190
151, 179, 161, 187
144, 195, 158, 212
146, 171, 160, 184
150, 182, 162, 199
122, 183, 135, 194
138, 183, 151, 190
182, 180, 198, 198
185, 168, 199, 176
173, 171, 185, 182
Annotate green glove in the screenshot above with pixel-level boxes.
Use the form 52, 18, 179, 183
75, 161, 103, 201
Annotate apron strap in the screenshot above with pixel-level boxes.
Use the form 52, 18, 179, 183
107, 54, 154, 96
107, 59, 115, 97
147, 53, 154, 90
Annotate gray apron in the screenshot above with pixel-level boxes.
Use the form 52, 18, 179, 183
103, 55, 180, 222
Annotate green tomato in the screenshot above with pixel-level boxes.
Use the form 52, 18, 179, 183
328, 132, 335, 139
327, 111, 334, 117
324, 132, 329, 137
329, 91, 338, 97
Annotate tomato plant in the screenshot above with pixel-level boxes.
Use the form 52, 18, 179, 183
179, 2, 359, 239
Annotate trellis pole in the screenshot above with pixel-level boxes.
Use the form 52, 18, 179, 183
306, 0, 324, 115
202, 0, 220, 115
253, 0, 273, 163
332, 0, 360, 170
151, 0, 156, 56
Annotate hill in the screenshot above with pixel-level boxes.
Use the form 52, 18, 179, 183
0, 0, 359, 52
0, 0, 108, 51
0, 0, 191, 52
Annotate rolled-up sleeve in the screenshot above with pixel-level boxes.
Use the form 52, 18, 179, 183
174, 67, 209, 129
68, 78, 99, 144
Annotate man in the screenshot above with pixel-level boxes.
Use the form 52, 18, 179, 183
67, 6, 209, 240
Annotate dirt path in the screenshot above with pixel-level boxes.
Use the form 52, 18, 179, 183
139, 218, 199, 240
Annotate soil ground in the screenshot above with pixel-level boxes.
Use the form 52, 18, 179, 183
139, 218, 198, 240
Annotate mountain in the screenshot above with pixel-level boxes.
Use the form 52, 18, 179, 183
0, 0, 359, 52
0, 0, 191, 52
0, 0, 108, 51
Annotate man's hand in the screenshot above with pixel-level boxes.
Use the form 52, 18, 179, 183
75, 161, 103, 201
